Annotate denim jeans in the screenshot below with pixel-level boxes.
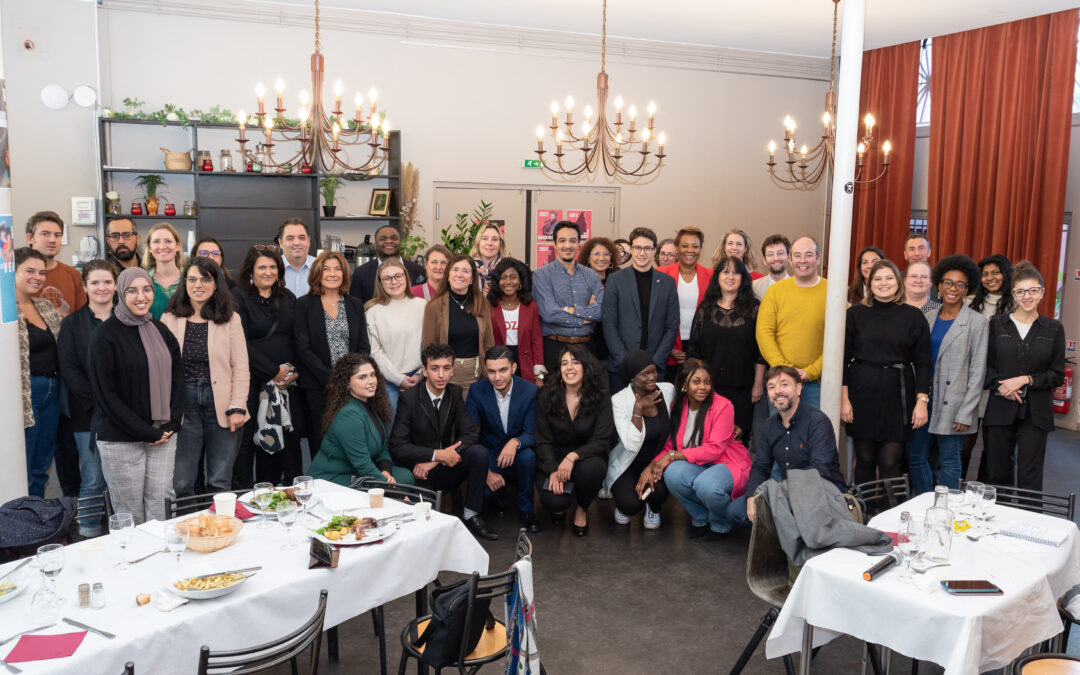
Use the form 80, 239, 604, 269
485, 446, 537, 513
385, 381, 401, 417
727, 463, 783, 528
906, 423, 935, 495
663, 461, 738, 533
932, 433, 964, 491
25, 375, 60, 497
174, 379, 241, 497
73, 431, 108, 536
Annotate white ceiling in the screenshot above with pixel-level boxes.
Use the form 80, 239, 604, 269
255, 0, 1080, 58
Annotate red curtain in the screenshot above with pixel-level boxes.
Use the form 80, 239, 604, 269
850, 41, 920, 281
928, 10, 1079, 315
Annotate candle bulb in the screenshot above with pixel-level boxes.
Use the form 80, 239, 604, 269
381, 120, 391, 149
800, 144, 808, 164
333, 81, 343, 113
822, 111, 831, 132
614, 95, 623, 125
584, 105, 593, 121
298, 106, 308, 139
536, 125, 544, 152
237, 111, 246, 141
550, 101, 559, 128
556, 129, 564, 153
657, 131, 666, 155
369, 87, 378, 122
332, 121, 340, 150
354, 93, 363, 123
641, 127, 650, 152
864, 113, 875, 138
768, 140, 776, 159
628, 105, 637, 133
857, 142, 866, 166
274, 77, 284, 111
264, 117, 273, 144
784, 116, 796, 141
256, 83, 265, 115
882, 140, 892, 165
565, 95, 574, 125
647, 101, 656, 129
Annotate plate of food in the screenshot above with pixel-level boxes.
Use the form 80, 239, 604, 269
307, 515, 399, 546
169, 568, 259, 600
0, 570, 28, 605
238, 487, 318, 519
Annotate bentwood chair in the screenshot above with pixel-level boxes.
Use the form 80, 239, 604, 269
166, 491, 228, 520
851, 475, 911, 520
1012, 652, 1080, 674
74, 491, 113, 540
197, 589, 328, 674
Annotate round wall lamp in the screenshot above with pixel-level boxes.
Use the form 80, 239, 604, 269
40, 85, 98, 110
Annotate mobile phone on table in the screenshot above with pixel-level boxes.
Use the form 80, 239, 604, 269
940, 580, 1003, 595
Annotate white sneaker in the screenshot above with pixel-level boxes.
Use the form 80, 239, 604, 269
613, 507, 630, 525
598, 486, 612, 500
643, 505, 661, 530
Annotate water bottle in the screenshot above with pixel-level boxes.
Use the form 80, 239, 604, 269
924, 486, 953, 562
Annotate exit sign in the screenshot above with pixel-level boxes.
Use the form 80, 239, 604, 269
522, 159, 542, 168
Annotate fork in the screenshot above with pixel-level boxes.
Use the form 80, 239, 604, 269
128, 546, 169, 564
0, 623, 54, 646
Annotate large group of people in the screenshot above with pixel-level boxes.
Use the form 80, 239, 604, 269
16, 209, 1067, 542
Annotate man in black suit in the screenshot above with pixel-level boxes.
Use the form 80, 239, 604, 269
390, 343, 498, 540
601, 226, 680, 393
349, 224, 425, 304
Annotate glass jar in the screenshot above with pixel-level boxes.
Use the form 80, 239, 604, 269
252, 145, 265, 174
183, 201, 197, 216
130, 202, 143, 216
163, 203, 176, 216
924, 486, 953, 562
220, 149, 234, 172
198, 150, 213, 171
106, 199, 121, 215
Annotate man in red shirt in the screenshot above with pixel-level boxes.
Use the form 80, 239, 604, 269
25, 211, 86, 318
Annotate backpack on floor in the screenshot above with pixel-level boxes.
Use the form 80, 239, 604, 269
415, 577, 492, 667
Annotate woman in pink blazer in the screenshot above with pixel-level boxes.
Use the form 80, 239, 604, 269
658, 226, 713, 380
487, 258, 546, 384
162, 257, 250, 498
645, 358, 750, 539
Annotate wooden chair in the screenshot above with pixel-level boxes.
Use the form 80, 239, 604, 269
74, 491, 112, 539
197, 589, 327, 674
397, 570, 516, 675
979, 484, 1076, 520
1012, 653, 1080, 674
166, 491, 226, 520
851, 475, 911, 520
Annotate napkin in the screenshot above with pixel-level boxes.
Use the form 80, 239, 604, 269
209, 502, 255, 520
5, 631, 86, 663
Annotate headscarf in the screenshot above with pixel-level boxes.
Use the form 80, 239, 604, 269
620, 350, 655, 383
114, 267, 172, 425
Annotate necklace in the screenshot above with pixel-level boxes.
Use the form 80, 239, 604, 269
450, 295, 468, 311
501, 298, 520, 311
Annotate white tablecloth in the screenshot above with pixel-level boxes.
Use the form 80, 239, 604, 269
767, 492, 1080, 674
0, 480, 489, 674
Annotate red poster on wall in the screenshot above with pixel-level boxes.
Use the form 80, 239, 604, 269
565, 209, 592, 240
536, 209, 562, 241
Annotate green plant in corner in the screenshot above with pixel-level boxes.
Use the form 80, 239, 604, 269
441, 200, 494, 255
319, 176, 344, 207
134, 174, 167, 198
402, 234, 429, 260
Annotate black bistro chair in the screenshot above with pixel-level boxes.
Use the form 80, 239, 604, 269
1012, 652, 1080, 674
979, 483, 1076, 520
166, 491, 228, 520
851, 475, 911, 520
74, 491, 113, 540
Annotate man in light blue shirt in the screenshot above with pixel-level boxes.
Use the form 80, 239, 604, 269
277, 218, 316, 297
532, 221, 605, 375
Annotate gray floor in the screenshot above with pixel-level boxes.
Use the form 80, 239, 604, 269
264, 430, 1080, 674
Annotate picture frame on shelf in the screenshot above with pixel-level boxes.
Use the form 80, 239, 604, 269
369, 189, 392, 216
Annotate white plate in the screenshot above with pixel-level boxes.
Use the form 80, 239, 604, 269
307, 521, 398, 547
320, 492, 368, 513
169, 572, 253, 600
0, 570, 28, 605
238, 490, 319, 519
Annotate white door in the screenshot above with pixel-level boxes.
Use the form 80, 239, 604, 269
529, 186, 618, 269
432, 183, 529, 259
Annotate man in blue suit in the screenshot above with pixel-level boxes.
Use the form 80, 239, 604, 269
466, 345, 541, 533
602, 226, 681, 393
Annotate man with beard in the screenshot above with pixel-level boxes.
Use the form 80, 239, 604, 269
741, 365, 845, 523
752, 234, 790, 300
105, 217, 141, 271
348, 224, 425, 304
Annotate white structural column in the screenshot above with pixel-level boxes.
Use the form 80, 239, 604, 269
820, 0, 866, 466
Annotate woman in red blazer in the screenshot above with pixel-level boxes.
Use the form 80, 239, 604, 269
658, 226, 713, 381
487, 257, 545, 384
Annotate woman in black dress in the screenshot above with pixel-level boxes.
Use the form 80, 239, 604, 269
842, 259, 931, 484
688, 255, 765, 439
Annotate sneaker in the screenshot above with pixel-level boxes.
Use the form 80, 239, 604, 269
598, 486, 613, 500
613, 508, 630, 525
643, 505, 661, 530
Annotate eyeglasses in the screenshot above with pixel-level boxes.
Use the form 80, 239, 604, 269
1012, 287, 1043, 298
379, 273, 405, 284
186, 275, 214, 286
590, 250, 611, 258
251, 244, 278, 253
198, 249, 222, 259
940, 280, 968, 290
106, 232, 136, 241
631, 245, 655, 254
658, 252, 676, 259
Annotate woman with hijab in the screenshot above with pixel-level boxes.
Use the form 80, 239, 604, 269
89, 267, 184, 523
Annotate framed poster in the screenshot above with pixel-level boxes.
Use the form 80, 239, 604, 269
565, 209, 592, 240
536, 209, 562, 241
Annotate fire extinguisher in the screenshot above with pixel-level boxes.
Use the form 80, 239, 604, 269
1053, 357, 1075, 415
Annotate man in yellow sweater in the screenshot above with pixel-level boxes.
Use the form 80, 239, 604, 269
755, 236, 827, 409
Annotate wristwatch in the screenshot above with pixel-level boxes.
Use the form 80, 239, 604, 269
916, 394, 930, 404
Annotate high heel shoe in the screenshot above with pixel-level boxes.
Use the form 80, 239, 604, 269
572, 522, 589, 537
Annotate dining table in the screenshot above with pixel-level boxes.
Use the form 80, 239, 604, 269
766, 491, 1080, 675
0, 479, 490, 674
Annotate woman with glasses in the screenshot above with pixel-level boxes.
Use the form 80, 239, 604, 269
366, 259, 426, 413
412, 244, 452, 301
487, 257, 545, 384
143, 222, 184, 319
903, 261, 940, 314
660, 227, 713, 383
905, 255, 988, 493
190, 236, 235, 289
422, 253, 494, 400
654, 238, 677, 268
469, 223, 507, 295
162, 257, 250, 497
982, 262, 1065, 491
230, 245, 302, 489
89, 267, 184, 524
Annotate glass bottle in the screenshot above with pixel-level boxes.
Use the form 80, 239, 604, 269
183, 201, 197, 216
252, 144, 265, 174
924, 486, 953, 562
220, 149, 234, 172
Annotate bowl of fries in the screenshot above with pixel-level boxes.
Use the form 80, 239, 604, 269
170, 571, 252, 599
176, 513, 242, 553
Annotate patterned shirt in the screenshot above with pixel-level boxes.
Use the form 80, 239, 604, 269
532, 261, 605, 338
324, 298, 349, 366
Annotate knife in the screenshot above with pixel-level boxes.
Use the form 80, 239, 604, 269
62, 617, 116, 639
0, 559, 31, 585
190, 566, 262, 581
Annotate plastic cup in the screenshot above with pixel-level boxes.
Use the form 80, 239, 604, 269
369, 488, 385, 509
80, 540, 105, 576
415, 502, 432, 521
214, 492, 237, 518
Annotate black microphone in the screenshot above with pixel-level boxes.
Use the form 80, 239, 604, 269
863, 550, 902, 581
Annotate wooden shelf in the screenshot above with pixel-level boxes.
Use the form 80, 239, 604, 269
103, 168, 195, 175
122, 215, 197, 220
321, 216, 399, 221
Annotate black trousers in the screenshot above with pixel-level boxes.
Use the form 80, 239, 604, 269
542, 336, 592, 376
56, 415, 82, 497
611, 453, 669, 516
983, 420, 1049, 491
418, 444, 488, 513
538, 455, 607, 514
232, 416, 304, 491
298, 387, 327, 457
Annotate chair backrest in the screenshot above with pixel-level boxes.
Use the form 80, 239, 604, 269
166, 491, 226, 520
851, 475, 911, 519
198, 589, 328, 675
745, 497, 793, 608
457, 569, 516, 667
75, 492, 113, 527
1012, 652, 1080, 674
982, 484, 1076, 521
515, 528, 532, 562
349, 477, 442, 512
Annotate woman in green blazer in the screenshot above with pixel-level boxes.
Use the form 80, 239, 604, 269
309, 353, 415, 486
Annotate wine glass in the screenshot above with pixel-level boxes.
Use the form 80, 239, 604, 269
980, 486, 997, 523
277, 502, 299, 550
30, 546, 61, 621
897, 516, 923, 582
37, 543, 65, 600
293, 476, 314, 524
964, 482, 985, 517
109, 513, 135, 569
253, 482, 274, 529
165, 523, 190, 565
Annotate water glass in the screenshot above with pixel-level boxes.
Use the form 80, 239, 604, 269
37, 544, 65, 598
898, 517, 923, 582
964, 482, 985, 516
277, 502, 299, 550
947, 489, 964, 512
293, 476, 314, 523
253, 482, 274, 528
165, 523, 190, 565
980, 486, 997, 522
109, 513, 135, 569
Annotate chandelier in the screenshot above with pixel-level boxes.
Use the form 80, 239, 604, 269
533, 0, 667, 181
236, 0, 391, 174
766, 0, 890, 190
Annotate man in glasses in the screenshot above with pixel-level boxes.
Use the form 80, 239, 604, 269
601, 226, 680, 392
105, 217, 141, 271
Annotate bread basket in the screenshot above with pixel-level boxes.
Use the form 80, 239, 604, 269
176, 515, 242, 553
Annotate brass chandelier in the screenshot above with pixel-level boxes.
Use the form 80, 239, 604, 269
236, 0, 391, 174
533, 0, 667, 182
766, 0, 890, 190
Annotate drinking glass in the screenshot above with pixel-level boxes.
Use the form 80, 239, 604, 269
980, 486, 997, 522
293, 476, 314, 524
109, 513, 135, 569
165, 523, 190, 565
964, 482, 985, 516
253, 482, 274, 529
898, 517, 923, 582
277, 502, 299, 550
30, 546, 61, 621
947, 489, 964, 512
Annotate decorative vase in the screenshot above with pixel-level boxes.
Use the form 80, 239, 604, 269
145, 196, 160, 216
164, 203, 176, 216
322, 205, 336, 217
130, 202, 143, 216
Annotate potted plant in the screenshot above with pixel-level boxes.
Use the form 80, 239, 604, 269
319, 176, 343, 217
134, 174, 168, 216
441, 200, 494, 254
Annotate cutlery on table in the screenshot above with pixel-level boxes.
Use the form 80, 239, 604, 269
912, 561, 951, 573
0, 624, 55, 646
128, 547, 169, 565
966, 529, 999, 541
0, 657, 21, 673
0, 559, 31, 585
190, 566, 262, 581
62, 617, 115, 639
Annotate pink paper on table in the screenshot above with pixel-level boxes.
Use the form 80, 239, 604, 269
209, 501, 255, 520
5, 631, 86, 663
